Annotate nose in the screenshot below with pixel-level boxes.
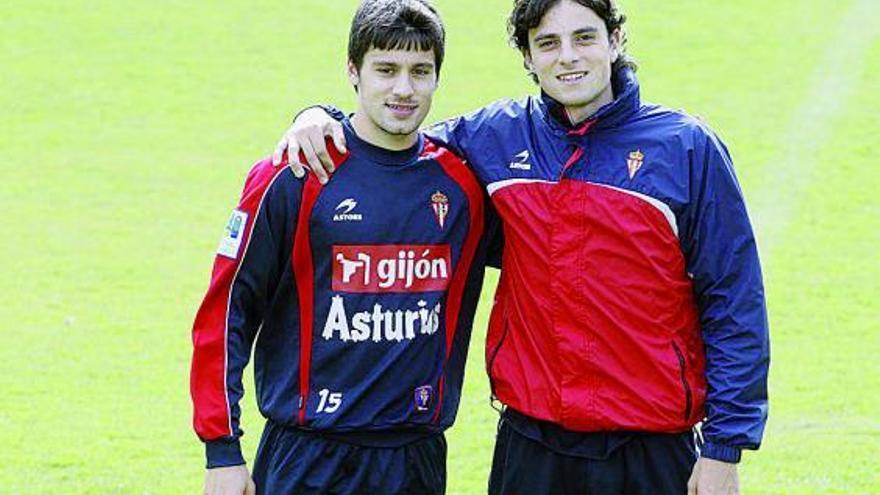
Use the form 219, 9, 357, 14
558, 39, 578, 66
392, 74, 415, 98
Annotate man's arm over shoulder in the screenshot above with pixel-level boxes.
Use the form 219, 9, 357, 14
273, 106, 350, 183
680, 125, 770, 463
190, 159, 303, 468
425, 97, 534, 163
283, 102, 498, 161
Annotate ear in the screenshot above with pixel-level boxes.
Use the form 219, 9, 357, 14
522, 50, 534, 74
347, 60, 360, 88
608, 28, 623, 63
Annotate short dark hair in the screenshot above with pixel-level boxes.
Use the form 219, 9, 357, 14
507, 0, 637, 80
348, 0, 446, 75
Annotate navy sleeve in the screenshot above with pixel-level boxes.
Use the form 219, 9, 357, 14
191, 162, 301, 468
680, 130, 770, 463
682, 131, 770, 462
319, 104, 348, 123
424, 108, 493, 162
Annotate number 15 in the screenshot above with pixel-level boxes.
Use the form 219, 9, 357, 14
316, 388, 342, 413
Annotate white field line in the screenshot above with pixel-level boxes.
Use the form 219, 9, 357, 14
747, 0, 880, 254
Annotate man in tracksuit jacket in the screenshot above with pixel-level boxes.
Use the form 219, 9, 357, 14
274, 0, 770, 493
190, 1, 499, 494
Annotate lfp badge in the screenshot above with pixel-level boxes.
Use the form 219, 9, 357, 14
227, 212, 244, 239
414, 385, 433, 412
431, 191, 449, 229
217, 209, 248, 259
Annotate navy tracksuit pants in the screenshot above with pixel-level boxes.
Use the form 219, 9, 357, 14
489, 413, 698, 495
252, 421, 446, 495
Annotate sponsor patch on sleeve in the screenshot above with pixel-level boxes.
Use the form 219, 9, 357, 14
217, 209, 248, 259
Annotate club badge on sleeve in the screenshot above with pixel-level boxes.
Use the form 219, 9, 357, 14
217, 209, 248, 259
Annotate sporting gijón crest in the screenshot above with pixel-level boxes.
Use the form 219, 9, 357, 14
431, 191, 449, 229
627, 150, 645, 179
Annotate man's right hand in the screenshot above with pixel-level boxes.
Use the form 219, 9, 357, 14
272, 106, 347, 184
687, 457, 740, 495
203, 465, 256, 495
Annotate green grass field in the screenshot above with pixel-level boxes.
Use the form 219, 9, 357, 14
2, 0, 879, 493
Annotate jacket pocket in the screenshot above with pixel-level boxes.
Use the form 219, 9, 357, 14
671, 342, 693, 422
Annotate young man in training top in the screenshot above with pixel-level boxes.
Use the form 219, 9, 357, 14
272, 0, 770, 493
190, 1, 499, 494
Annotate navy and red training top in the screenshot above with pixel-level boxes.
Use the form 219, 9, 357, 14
190, 120, 498, 467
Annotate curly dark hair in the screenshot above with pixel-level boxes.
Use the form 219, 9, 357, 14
507, 0, 637, 81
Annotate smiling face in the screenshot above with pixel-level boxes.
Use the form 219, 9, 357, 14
524, 0, 621, 123
348, 47, 438, 150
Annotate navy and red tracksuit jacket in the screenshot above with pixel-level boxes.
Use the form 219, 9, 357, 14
190, 121, 496, 468
332, 66, 768, 463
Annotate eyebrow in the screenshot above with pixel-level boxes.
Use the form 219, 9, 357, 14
533, 26, 599, 42
573, 27, 599, 36
371, 61, 435, 70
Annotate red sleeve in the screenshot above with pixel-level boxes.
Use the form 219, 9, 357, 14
189, 159, 292, 467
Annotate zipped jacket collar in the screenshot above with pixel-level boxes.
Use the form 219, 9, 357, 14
540, 66, 641, 135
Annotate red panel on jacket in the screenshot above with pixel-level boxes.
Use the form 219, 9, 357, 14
487, 179, 707, 433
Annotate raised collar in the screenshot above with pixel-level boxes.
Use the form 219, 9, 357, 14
540, 66, 641, 135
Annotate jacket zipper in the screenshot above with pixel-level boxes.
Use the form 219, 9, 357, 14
672, 342, 693, 421
560, 146, 584, 180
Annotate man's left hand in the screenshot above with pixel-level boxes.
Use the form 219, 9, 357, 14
687, 457, 740, 495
